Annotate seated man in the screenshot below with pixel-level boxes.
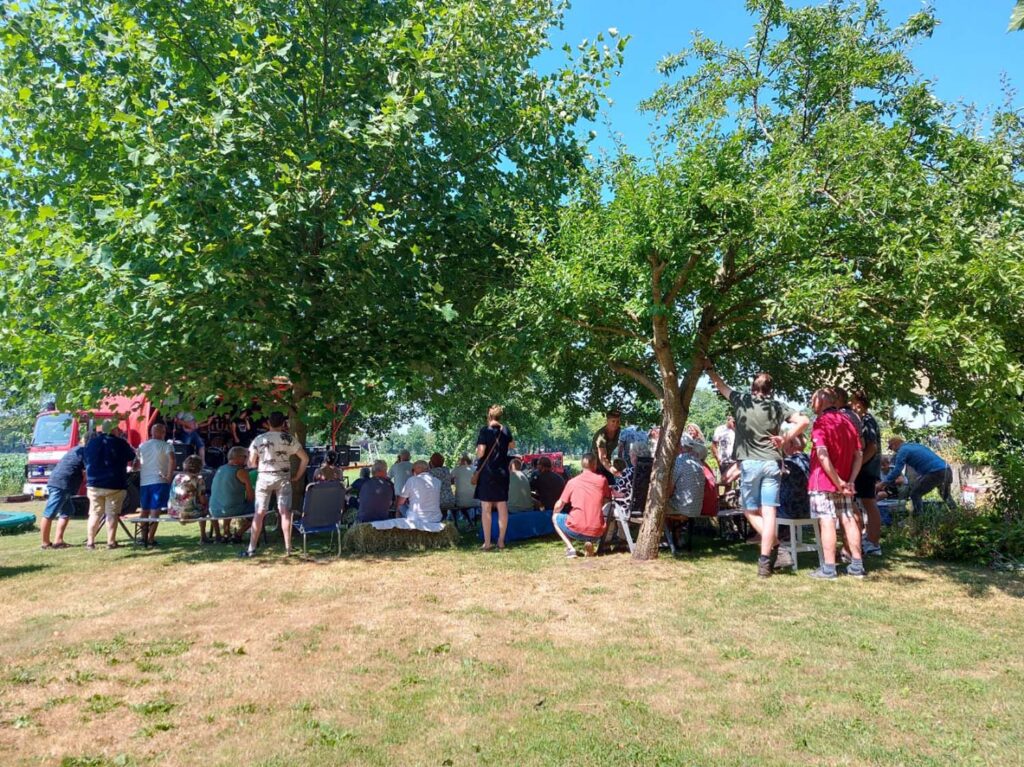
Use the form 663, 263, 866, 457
507, 457, 534, 512
668, 436, 706, 518
396, 460, 443, 526
358, 460, 395, 523
209, 446, 255, 543
530, 456, 565, 512
552, 453, 610, 558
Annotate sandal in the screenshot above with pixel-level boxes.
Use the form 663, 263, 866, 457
84, 543, 96, 550
480, 544, 493, 552
40, 543, 53, 550
106, 543, 121, 550
238, 549, 256, 558
52, 542, 70, 549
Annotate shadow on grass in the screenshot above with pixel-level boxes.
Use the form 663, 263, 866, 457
0, 563, 50, 578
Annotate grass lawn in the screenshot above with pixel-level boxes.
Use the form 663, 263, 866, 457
1, 502, 1023, 767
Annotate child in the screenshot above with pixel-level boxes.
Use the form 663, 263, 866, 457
314, 450, 343, 482
168, 455, 215, 542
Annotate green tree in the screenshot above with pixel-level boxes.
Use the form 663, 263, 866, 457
1011, 1, 1024, 31
508, 1, 1024, 559
0, 0, 622, 441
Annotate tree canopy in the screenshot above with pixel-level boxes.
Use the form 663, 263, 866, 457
500, 0, 1024, 558
0, 0, 622, 438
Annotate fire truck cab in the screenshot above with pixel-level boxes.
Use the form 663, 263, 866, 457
23, 394, 155, 498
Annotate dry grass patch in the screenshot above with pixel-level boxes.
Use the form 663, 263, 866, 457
0, 509, 1022, 766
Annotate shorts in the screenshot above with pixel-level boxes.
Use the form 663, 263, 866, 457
139, 483, 171, 511
854, 472, 880, 500
255, 474, 292, 515
810, 491, 856, 520
553, 512, 603, 543
42, 486, 73, 520
740, 460, 781, 510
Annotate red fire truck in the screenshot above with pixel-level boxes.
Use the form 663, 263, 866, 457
22, 394, 156, 498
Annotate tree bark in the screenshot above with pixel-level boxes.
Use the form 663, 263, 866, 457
633, 312, 712, 561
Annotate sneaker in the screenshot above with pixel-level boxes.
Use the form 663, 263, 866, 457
846, 565, 867, 579
238, 549, 256, 558
757, 559, 773, 578
862, 540, 883, 556
808, 567, 838, 580
583, 542, 595, 557
565, 547, 578, 558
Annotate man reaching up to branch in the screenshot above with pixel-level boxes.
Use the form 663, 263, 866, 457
705, 364, 810, 578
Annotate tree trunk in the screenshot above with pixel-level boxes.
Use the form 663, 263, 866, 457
633, 313, 687, 560
633, 312, 711, 561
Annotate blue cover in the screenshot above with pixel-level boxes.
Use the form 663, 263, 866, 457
0, 511, 36, 530
477, 510, 554, 543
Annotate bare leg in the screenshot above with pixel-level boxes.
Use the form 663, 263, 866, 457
861, 497, 881, 546
818, 517, 838, 566
280, 510, 293, 552
744, 510, 764, 535
147, 513, 160, 544
552, 514, 575, 551
759, 505, 777, 558
481, 502, 493, 548
496, 502, 509, 548
86, 509, 103, 547
841, 513, 863, 561
54, 517, 70, 545
40, 517, 53, 546
246, 512, 265, 554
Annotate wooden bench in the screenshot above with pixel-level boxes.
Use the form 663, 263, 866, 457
120, 512, 270, 546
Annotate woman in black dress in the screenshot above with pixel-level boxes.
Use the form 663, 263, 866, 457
474, 404, 515, 550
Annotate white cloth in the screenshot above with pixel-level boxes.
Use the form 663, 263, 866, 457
137, 439, 174, 486
249, 431, 301, 476
712, 424, 735, 463
370, 518, 445, 533
388, 460, 414, 493
399, 473, 442, 524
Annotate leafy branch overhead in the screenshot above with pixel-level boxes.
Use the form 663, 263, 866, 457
501, 0, 1024, 559
0, 0, 623, 434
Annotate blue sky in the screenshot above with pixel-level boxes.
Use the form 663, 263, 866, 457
550, 0, 1023, 154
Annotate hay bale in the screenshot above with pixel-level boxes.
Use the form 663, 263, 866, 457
342, 521, 459, 554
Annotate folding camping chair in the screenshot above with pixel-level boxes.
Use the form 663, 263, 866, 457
606, 457, 653, 554
292, 480, 344, 556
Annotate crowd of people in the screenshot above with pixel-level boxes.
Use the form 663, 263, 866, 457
36, 384, 956, 577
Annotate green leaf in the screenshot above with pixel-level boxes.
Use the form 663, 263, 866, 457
306, 160, 322, 171
17, 87, 30, 101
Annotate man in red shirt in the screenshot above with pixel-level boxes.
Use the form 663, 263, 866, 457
552, 453, 611, 558
808, 388, 865, 579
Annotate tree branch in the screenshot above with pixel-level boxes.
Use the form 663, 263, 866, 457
560, 315, 643, 340
610, 361, 664, 399
663, 248, 704, 306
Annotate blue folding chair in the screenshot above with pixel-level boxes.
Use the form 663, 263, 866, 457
293, 481, 344, 556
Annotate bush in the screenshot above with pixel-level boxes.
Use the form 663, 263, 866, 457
911, 506, 1024, 568
0, 454, 24, 496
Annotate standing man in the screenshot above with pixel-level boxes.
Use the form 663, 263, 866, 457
807, 388, 865, 579
552, 453, 611, 558
40, 435, 86, 550
240, 411, 308, 557
83, 425, 136, 550
388, 450, 414, 503
850, 390, 883, 556
591, 409, 622, 482
705, 364, 810, 578
135, 422, 175, 548
878, 436, 954, 518
711, 416, 736, 480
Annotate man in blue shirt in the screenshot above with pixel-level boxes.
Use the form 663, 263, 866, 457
83, 426, 136, 549
879, 437, 954, 518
